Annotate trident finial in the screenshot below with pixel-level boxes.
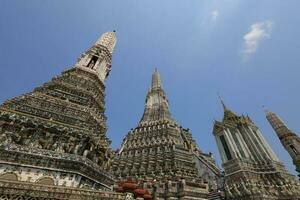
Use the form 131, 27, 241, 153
217, 93, 227, 110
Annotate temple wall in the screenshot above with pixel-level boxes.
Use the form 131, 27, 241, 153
0, 164, 80, 187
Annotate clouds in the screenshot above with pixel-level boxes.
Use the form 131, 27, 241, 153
211, 10, 219, 22
243, 20, 273, 59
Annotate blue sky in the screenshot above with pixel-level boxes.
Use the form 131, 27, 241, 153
1, 0, 300, 175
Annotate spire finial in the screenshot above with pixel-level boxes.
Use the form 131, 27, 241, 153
139, 69, 174, 125
151, 68, 162, 89
218, 93, 227, 110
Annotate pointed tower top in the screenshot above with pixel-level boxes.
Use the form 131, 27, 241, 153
217, 93, 227, 111
139, 69, 175, 126
216, 94, 240, 123
151, 68, 162, 89
265, 109, 297, 139
95, 31, 117, 54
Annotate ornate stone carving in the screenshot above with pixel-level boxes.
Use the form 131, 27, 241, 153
111, 70, 223, 199
0, 32, 119, 199
213, 101, 300, 199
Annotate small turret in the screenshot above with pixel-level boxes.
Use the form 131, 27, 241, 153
95, 31, 117, 54
76, 31, 117, 83
265, 108, 300, 179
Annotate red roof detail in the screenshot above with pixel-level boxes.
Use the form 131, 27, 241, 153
115, 187, 124, 192
144, 194, 152, 200
122, 182, 138, 190
134, 188, 147, 197
134, 188, 146, 195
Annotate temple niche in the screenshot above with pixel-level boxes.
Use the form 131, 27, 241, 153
36, 177, 55, 185
0, 172, 18, 181
87, 57, 97, 68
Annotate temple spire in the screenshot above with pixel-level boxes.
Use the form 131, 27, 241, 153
265, 109, 300, 178
76, 31, 117, 83
95, 31, 117, 54
265, 109, 292, 137
139, 69, 174, 126
218, 93, 227, 111
217, 95, 239, 123
151, 68, 162, 89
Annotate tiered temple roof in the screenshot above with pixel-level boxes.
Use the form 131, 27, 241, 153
111, 69, 222, 199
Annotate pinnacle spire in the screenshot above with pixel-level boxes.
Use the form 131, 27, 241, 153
151, 68, 162, 89
217, 94, 239, 123
95, 31, 117, 54
75, 31, 117, 83
139, 69, 174, 126
218, 93, 227, 111
265, 109, 289, 129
